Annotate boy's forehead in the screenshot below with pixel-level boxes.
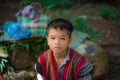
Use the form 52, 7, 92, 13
48, 28, 69, 35
48, 28, 67, 32
48, 28, 67, 31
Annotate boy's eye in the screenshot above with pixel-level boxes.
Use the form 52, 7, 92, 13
50, 37, 55, 39
61, 38, 65, 40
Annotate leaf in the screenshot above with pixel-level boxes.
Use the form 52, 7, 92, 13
1, 60, 5, 68
0, 64, 3, 72
46, 4, 56, 14
10, 43, 17, 50
24, 43, 30, 50
2, 58, 8, 62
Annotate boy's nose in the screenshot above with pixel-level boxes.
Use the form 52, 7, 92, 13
55, 39, 60, 45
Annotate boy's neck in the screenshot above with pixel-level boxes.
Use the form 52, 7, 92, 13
53, 50, 67, 66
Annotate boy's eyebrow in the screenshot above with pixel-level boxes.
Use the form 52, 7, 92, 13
60, 35, 68, 37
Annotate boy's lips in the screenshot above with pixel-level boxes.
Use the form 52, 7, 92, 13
54, 47, 61, 50
55, 47, 60, 48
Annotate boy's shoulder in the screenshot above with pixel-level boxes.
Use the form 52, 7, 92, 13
69, 48, 86, 59
38, 49, 50, 61
70, 48, 82, 56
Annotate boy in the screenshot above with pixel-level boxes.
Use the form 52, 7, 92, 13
35, 18, 93, 80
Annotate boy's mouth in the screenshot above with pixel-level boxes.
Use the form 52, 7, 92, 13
54, 47, 61, 50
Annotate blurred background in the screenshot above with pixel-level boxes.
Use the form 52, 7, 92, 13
0, 0, 120, 80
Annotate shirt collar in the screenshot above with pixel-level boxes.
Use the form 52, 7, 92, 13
58, 48, 70, 69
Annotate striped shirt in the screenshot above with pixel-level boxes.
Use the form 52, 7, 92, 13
35, 48, 93, 80
57, 48, 93, 80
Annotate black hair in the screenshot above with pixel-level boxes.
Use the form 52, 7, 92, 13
46, 18, 74, 37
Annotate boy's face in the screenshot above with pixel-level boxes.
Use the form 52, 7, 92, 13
46, 28, 72, 55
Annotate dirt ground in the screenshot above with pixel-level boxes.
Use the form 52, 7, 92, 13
0, 2, 120, 80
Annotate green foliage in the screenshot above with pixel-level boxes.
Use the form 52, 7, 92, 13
70, 15, 106, 39
0, 42, 12, 55
45, 4, 56, 14
59, 0, 72, 8
0, 47, 8, 72
37, 0, 72, 8
20, 0, 32, 5
0, 57, 8, 72
0, 46, 8, 55
7, 67, 15, 80
85, 3, 92, 7
20, 0, 73, 8
0, 38, 47, 73
97, 5, 120, 21
9, 42, 30, 51
28, 38, 48, 57
0, 37, 48, 58
50, 10, 69, 18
